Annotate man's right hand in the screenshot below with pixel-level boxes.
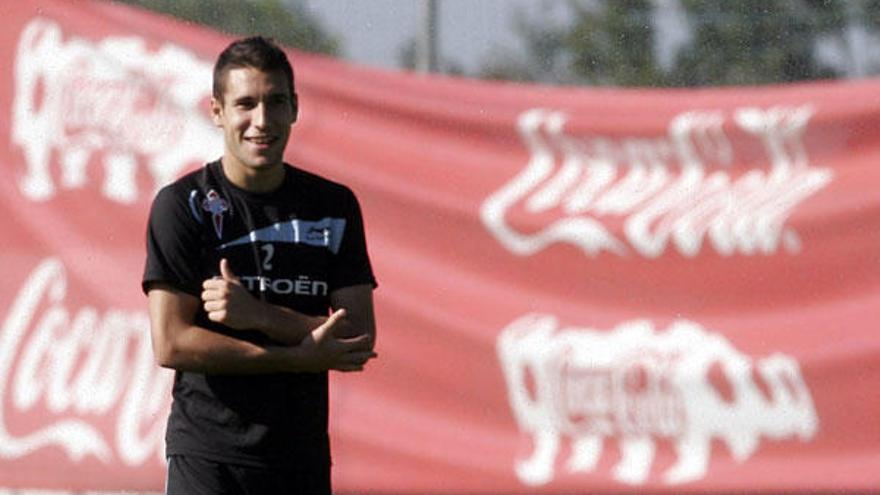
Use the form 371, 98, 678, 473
292, 309, 377, 372
201, 259, 263, 330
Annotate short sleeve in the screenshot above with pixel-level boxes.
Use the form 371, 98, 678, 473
142, 185, 205, 296
328, 189, 377, 291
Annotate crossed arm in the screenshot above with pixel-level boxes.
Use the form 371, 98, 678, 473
147, 260, 376, 375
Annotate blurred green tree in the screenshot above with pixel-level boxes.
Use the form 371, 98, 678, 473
114, 0, 340, 55
565, 0, 663, 86
481, 0, 863, 87
671, 0, 845, 86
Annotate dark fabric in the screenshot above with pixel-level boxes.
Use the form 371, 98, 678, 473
143, 161, 375, 469
166, 455, 331, 495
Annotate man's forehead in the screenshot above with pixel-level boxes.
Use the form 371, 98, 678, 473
220, 66, 291, 98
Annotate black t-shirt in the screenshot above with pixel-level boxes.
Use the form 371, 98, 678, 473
143, 161, 376, 468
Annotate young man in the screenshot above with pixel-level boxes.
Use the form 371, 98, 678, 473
143, 36, 377, 494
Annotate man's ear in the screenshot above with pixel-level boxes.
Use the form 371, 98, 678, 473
210, 97, 224, 126
290, 93, 299, 123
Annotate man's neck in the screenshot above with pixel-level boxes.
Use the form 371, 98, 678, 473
221, 158, 285, 193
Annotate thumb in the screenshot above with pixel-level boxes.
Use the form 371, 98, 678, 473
220, 258, 238, 281
316, 309, 347, 339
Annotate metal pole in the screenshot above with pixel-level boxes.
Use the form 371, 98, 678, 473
416, 0, 438, 73
844, 0, 867, 78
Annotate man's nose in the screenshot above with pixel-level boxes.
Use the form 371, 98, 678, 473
252, 102, 267, 128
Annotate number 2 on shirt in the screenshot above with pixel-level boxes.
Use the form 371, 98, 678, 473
261, 244, 274, 271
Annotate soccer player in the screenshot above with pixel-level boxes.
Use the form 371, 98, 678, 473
143, 36, 377, 494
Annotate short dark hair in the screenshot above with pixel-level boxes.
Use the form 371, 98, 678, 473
212, 36, 295, 102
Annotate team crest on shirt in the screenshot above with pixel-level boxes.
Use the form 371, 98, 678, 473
201, 189, 229, 239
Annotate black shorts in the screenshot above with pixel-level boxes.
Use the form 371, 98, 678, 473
166, 455, 331, 495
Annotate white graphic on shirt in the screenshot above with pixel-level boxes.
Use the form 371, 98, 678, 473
497, 314, 818, 486
219, 218, 347, 254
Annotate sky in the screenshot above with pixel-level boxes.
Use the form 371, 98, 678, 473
296, 1, 879, 81
296, 0, 691, 79
299, 0, 542, 74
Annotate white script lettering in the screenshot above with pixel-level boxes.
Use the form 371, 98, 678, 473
0, 258, 172, 465
481, 106, 832, 258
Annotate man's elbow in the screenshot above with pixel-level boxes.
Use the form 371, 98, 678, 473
150, 332, 184, 369
152, 341, 178, 369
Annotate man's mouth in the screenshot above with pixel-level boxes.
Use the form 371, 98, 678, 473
244, 135, 277, 146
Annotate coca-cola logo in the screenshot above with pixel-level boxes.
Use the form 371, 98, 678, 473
480, 106, 833, 258
0, 258, 172, 466
497, 313, 818, 486
12, 18, 221, 204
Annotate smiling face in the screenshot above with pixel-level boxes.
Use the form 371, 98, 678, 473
211, 66, 298, 191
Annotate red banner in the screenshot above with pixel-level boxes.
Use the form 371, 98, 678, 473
1, 1, 878, 493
